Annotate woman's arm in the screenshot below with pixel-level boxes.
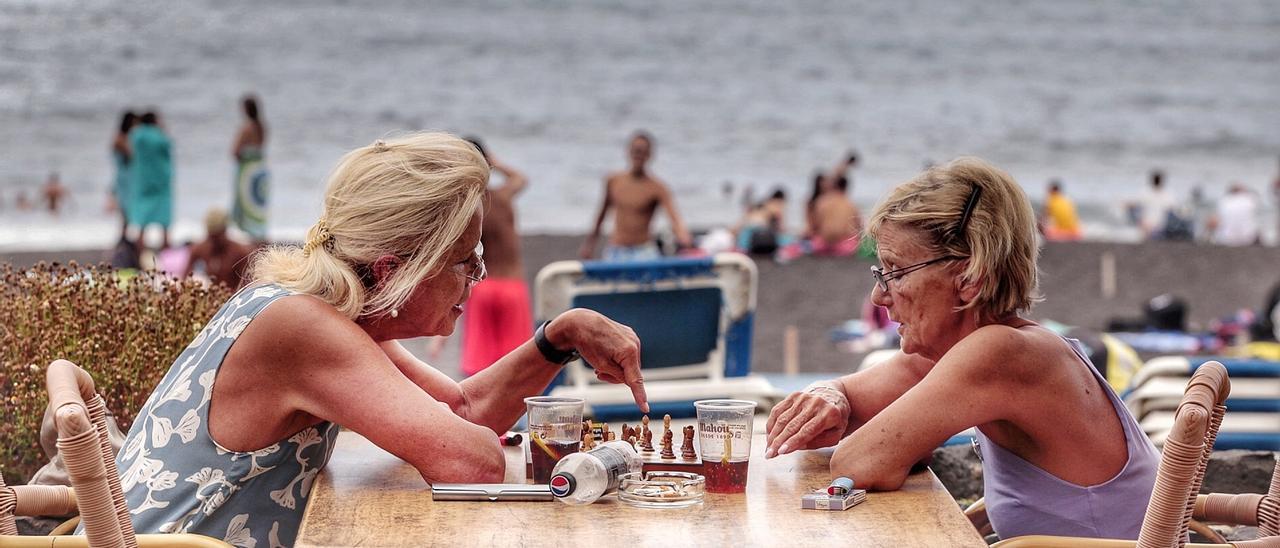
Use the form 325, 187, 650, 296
458, 309, 646, 429
378, 309, 646, 434
828, 327, 1022, 490
267, 297, 505, 483
765, 351, 929, 457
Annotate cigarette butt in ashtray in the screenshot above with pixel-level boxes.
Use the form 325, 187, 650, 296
828, 477, 854, 496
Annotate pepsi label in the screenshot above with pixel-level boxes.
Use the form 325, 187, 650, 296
549, 472, 575, 497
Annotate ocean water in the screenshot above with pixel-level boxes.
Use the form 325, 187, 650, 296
2, 0, 1278, 251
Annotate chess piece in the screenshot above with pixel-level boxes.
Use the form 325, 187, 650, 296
660, 429, 676, 460
627, 435, 638, 450
640, 415, 653, 451
581, 420, 594, 451
601, 423, 611, 444
680, 425, 696, 460
621, 423, 631, 441
606, 431, 616, 441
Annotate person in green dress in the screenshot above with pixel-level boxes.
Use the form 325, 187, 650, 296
127, 111, 174, 251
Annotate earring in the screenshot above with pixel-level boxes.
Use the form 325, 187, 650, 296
390, 308, 399, 318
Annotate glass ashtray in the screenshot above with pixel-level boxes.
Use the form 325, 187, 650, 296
617, 471, 705, 508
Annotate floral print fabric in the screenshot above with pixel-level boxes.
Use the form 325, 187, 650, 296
115, 284, 339, 547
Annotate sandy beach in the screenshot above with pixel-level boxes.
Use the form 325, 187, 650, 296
5, 236, 1278, 378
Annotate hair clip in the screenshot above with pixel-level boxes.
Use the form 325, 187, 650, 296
372, 139, 389, 153
953, 185, 982, 242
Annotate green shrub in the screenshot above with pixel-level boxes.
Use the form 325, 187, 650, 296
1, 262, 232, 485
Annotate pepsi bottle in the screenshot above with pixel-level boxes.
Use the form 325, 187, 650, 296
548, 440, 642, 505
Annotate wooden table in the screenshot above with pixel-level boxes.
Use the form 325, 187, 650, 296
296, 431, 986, 547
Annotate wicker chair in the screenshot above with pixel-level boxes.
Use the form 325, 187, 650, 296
0, 359, 231, 548
967, 361, 1279, 548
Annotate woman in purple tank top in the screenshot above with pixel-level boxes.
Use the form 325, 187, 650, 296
765, 157, 1159, 540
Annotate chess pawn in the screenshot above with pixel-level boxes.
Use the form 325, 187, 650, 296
621, 423, 631, 441
680, 425, 696, 460
606, 431, 616, 441
640, 415, 653, 451
660, 429, 676, 460
627, 435, 638, 450
581, 420, 594, 451
661, 415, 673, 450
601, 423, 611, 444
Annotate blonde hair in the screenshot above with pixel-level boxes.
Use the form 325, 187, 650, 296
204, 208, 228, 234
867, 157, 1041, 322
251, 132, 488, 319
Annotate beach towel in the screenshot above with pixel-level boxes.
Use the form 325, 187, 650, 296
126, 125, 173, 227
232, 145, 270, 239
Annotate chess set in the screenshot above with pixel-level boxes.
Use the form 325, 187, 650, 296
580, 414, 701, 472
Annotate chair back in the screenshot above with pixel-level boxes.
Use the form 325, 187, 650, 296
1137, 360, 1230, 548
45, 359, 138, 548
537, 254, 776, 416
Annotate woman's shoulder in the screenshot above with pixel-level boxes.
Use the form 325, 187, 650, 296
238, 290, 376, 361
945, 323, 1073, 383
253, 291, 355, 332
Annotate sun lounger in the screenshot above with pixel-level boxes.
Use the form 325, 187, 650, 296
536, 253, 780, 419
1124, 356, 1280, 451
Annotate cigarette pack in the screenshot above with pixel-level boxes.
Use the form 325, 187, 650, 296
800, 489, 866, 511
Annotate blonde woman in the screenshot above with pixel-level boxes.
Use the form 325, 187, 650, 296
765, 158, 1158, 541
112, 133, 647, 547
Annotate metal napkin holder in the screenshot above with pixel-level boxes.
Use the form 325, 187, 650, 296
430, 483, 553, 502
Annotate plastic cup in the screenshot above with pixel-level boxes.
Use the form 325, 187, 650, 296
694, 399, 757, 493
524, 396, 585, 483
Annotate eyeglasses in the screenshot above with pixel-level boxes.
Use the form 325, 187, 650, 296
454, 243, 487, 287
870, 256, 962, 293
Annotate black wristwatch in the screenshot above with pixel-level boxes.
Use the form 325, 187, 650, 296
534, 320, 580, 365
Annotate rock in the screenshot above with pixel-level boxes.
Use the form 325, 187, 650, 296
929, 447, 1276, 512
1200, 450, 1276, 494
931, 445, 983, 505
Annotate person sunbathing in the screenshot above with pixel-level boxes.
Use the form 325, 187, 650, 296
765, 157, 1158, 540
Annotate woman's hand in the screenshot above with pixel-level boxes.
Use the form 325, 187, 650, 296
764, 383, 851, 458
545, 309, 648, 412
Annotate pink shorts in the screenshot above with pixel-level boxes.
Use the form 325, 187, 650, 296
461, 277, 533, 376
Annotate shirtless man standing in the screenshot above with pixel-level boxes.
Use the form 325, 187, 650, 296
184, 208, 255, 289
580, 132, 693, 260
458, 138, 532, 376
